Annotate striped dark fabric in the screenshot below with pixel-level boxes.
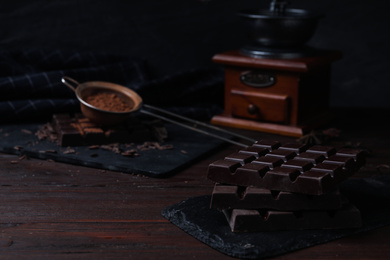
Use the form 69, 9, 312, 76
0, 50, 147, 122
0, 50, 224, 123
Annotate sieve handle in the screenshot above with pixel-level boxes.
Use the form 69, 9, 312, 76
61, 76, 80, 92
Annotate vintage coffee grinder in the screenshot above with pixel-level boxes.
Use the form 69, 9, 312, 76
211, 0, 341, 137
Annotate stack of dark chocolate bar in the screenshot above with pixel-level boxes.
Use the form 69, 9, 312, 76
207, 140, 365, 232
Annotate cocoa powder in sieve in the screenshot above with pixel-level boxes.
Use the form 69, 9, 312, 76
84, 91, 134, 112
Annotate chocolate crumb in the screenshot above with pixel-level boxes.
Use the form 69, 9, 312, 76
122, 149, 140, 157
21, 129, 33, 135
376, 164, 390, 172
100, 145, 111, 150
63, 147, 76, 154
137, 141, 173, 151
39, 150, 57, 154
160, 144, 174, 150
13, 145, 23, 151
19, 155, 28, 160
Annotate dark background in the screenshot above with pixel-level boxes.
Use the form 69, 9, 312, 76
1, 0, 389, 108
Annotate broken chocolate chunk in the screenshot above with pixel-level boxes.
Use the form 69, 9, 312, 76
223, 203, 362, 232
210, 184, 345, 211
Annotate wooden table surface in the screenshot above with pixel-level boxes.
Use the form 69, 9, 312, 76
1, 109, 389, 259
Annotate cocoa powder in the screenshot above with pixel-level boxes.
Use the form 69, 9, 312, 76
84, 91, 134, 112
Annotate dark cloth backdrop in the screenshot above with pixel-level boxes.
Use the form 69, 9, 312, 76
0, 50, 224, 123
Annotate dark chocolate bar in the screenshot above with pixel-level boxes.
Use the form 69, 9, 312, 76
51, 114, 156, 146
210, 184, 345, 211
207, 141, 365, 195
223, 203, 362, 232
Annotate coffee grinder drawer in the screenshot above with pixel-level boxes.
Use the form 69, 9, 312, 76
230, 90, 290, 124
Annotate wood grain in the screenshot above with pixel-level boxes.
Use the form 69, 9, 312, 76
1, 109, 390, 259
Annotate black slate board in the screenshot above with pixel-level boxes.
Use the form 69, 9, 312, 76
161, 175, 390, 259
0, 122, 226, 177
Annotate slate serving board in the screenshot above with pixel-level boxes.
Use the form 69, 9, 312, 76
0, 122, 226, 177
162, 175, 390, 259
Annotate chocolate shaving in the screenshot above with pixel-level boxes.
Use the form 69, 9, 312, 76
35, 123, 57, 142
63, 147, 76, 154
21, 129, 33, 135
100, 143, 122, 154
13, 145, 23, 151
122, 149, 140, 157
137, 141, 173, 151
39, 150, 57, 154
18, 154, 29, 160
376, 164, 390, 172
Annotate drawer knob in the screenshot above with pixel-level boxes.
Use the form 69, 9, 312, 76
247, 104, 259, 115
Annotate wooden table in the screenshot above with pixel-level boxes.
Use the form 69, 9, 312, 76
1, 109, 389, 259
